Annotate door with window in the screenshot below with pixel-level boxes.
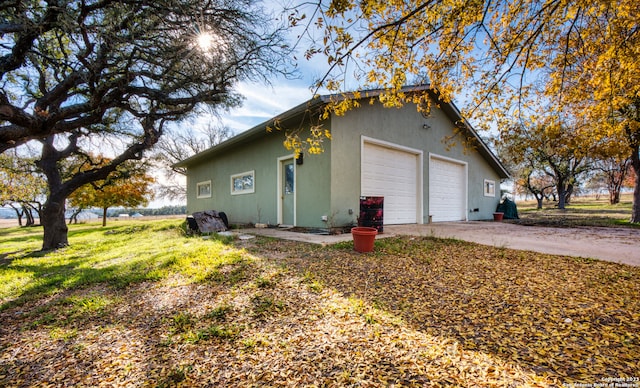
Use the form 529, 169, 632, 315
280, 158, 295, 225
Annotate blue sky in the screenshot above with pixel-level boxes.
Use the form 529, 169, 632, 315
151, 6, 330, 207
216, 80, 316, 134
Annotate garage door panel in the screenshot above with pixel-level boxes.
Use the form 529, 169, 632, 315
362, 142, 419, 224
429, 157, 466, 222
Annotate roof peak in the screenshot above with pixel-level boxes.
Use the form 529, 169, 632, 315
317, 83, 433, 101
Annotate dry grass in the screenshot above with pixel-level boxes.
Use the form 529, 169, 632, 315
512, 193, 638, 228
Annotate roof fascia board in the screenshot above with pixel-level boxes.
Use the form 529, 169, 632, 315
175, 84, 509, 179
433, 92, 510, 179
174, 97, 326, 168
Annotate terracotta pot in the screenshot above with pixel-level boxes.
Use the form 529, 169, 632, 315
351, 227, 378, 253
493, 212, 504, 222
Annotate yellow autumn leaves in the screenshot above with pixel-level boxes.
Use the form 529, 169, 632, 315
288, 0, 639, 162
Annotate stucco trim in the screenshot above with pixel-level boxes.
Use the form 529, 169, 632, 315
483, 179, 496, 197
196, 180, 212, 199
230, 170, 255, 195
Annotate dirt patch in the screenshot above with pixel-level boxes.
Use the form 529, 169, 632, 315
286, 226, 353, 235
0, 219, 22, 228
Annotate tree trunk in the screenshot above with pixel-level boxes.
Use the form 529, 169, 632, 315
557, 182, 566, 210
41, 198, 69, 250
24, 205, 34, 226
610, 189, 621, 205
10, 205, 24, 226
631, 150, 640, 223
102, 207, 108, 227
607, 164, 626, 205
564, 183, 574, 204
68, 208, 82, 224
632, 170, 640, 223
531, 190, 544, 209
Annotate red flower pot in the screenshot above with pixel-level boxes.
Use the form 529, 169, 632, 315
351, 227, 378, 253
493, 212, 504, 221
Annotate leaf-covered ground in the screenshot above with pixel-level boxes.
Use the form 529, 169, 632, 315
251, 237, 640, 384
1, 224, 639, 387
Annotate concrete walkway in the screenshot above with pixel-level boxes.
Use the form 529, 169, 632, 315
242, 222, 640, 267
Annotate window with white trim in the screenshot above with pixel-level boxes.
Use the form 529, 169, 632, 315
231, 171, 255, 195
196, 180, 212, 198
484, 179, 496, 197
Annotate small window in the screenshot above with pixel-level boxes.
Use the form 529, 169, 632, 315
231, 170, 255, 195
484, 179, 496, 197
197, 180, 212, 198
284, 162, 294, 194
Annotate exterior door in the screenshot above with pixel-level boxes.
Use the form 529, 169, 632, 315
280, 158, 295, 226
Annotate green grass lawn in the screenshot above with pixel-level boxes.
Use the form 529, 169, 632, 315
0, 220, 241, 310
1, 218, 639, 387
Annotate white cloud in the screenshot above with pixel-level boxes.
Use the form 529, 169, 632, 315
219, 80, 314, 133
169, 77, 316, 138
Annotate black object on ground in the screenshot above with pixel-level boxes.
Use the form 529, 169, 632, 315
359, 196, 384, 233
496, 198, 519, 219
191, 210, 229, 233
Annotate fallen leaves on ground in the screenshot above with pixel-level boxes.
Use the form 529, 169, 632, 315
1, 235, 638, 387
255, 237, 640, 384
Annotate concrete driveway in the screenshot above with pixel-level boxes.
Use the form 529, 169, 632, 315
385, 222, 640, 267
244, 222, 640, 267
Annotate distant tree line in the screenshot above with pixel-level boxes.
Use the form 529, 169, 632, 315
110, 206, 187, 217
495, 122, 635, 209
64, 205, 186, 219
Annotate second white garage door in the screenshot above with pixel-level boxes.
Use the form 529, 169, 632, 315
361, 141, 421, 224
429, 156, 467, 222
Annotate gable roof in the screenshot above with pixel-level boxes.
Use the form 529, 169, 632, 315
175, 85, 509, 179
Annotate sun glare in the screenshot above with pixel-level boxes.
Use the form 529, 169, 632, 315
197, 32, 214, 51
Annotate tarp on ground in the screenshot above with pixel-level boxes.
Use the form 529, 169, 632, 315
192, 210, 229, 233
496, 198, 519, 219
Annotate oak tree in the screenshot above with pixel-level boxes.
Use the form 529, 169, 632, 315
589, 137, 633, 205
153, 123, 233, 202
498, 119, 592, 209
0, 151, 47, 225
0, 0, 289, 249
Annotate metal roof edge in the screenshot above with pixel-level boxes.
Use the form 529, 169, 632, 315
173, 96, 326, 168
175, 84, 509, 180
434, 94, 510, 179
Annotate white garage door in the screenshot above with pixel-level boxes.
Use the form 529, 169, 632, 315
429, 156, 467, 222
362, 142, 419, 224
